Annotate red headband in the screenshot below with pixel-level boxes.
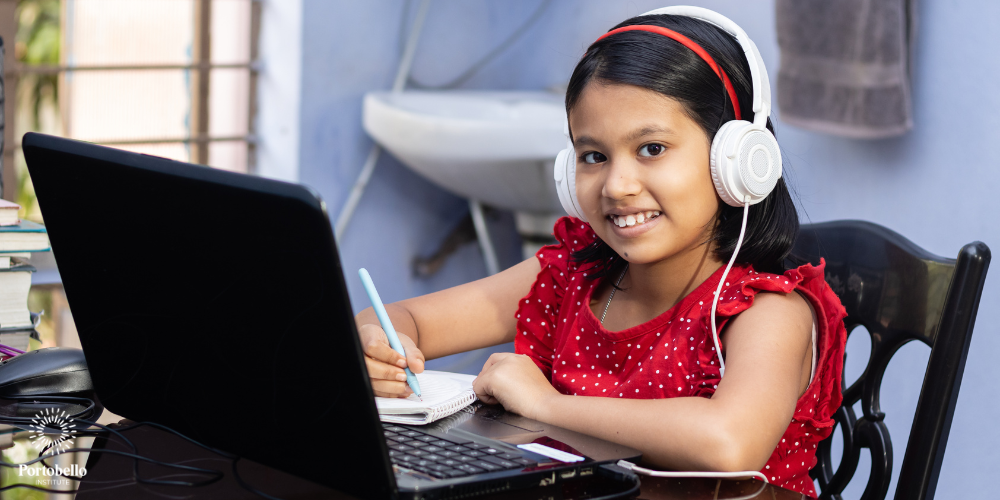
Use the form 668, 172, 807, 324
594, 25, 742, 120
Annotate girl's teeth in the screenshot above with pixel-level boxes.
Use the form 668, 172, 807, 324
611, 211, 660, 228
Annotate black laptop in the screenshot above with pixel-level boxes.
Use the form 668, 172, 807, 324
22, 133, 641, 499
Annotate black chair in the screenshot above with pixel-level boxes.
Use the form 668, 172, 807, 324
792, 221, 990, 500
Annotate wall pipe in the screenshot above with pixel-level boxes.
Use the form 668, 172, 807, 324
334, 0, 431, 241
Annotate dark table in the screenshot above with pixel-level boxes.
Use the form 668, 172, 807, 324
59, 420, 806, 500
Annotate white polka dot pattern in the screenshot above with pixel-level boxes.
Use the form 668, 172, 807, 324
512, 217, 848, 498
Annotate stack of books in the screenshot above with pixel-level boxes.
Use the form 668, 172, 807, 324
0, 200, 48, 448
0, 200, 49, 359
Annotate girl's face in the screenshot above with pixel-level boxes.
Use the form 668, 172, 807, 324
569, 82, 721, 266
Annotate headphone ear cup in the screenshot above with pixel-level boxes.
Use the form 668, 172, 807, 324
553, 146, 587, 222
710, 121, 782, 207
710, 121, 743, 207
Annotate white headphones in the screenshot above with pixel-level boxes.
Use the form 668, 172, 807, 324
553, 6, 782, 222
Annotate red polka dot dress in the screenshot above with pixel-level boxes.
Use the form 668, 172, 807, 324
514, 217, 847, 498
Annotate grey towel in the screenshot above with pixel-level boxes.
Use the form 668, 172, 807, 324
776, 0, 917, 138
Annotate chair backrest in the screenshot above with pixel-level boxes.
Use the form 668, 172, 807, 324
793, 220, 990, 500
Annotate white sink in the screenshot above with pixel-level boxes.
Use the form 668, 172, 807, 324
363, 91, 567, 213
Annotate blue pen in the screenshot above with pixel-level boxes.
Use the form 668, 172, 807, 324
359, 268, 422, 400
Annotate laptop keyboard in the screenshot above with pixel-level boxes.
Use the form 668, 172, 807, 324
383, 423, 538, 479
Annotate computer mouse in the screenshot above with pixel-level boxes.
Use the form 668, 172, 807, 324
0, 347, 94, 398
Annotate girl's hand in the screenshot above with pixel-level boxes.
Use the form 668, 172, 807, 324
358, 323, 425, 398
473, 353, 560, 420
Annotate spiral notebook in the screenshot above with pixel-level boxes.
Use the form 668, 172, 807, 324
375, 370, 478, 425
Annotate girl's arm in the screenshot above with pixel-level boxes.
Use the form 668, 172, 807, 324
473, 291, 814, 472
355, 257, 541, 398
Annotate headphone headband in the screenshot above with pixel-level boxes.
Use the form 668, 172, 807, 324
594, 25, 742, 121
639, 5, 771, 126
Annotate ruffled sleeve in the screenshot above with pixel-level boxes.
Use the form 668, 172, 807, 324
710, 259, 847, 430
786, 260, 847, 429
514, 217, 597, 378
706, 265, 799, 351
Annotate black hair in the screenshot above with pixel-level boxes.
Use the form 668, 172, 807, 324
566, 13, 799, 279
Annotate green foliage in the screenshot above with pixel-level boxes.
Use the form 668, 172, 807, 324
16, 0, 61, 131
12, 0, 59, 220
14, 150, 39, 222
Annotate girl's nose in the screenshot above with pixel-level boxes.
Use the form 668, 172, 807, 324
601, 160, 643, 200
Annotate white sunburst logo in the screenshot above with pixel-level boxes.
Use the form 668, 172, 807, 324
29, 408, 77, 454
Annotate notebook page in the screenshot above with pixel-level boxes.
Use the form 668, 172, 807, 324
375, 372, 462, 412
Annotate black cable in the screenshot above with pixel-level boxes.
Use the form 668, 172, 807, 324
0, 398, 146, 487
94, 420, 237, 459
0, 397, 232, 493
0, 445, 226, 493
0, 404, 284, 498
406, 0, 552, 89
50, 420, 225, 487
0, 438, 226, 486
85, 421, 282, 500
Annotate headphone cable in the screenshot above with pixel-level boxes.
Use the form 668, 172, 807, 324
710, 201, 750, 378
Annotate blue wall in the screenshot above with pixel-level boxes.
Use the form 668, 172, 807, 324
296, 1, 995, 497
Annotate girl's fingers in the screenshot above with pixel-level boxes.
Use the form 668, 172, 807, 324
479, 352, 509, 374
362, 335, 407, 368
372, 379, 413, 398
365, 356, 407, 382
357, 323, 422, 395
401, 337, 425, 373
472, 375, 498, 405
359, 323, 422, 370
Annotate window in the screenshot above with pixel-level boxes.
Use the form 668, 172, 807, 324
1, 0, 260, 372
6, 0, 261, 219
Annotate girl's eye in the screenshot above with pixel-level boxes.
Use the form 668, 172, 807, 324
638, 144, 665, 157
581, 151, 607, 164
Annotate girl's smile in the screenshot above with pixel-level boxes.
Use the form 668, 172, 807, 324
606, 208, 662, 237
607, 209, 661, 228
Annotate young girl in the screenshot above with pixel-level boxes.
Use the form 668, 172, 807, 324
355, 7, 846, 497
